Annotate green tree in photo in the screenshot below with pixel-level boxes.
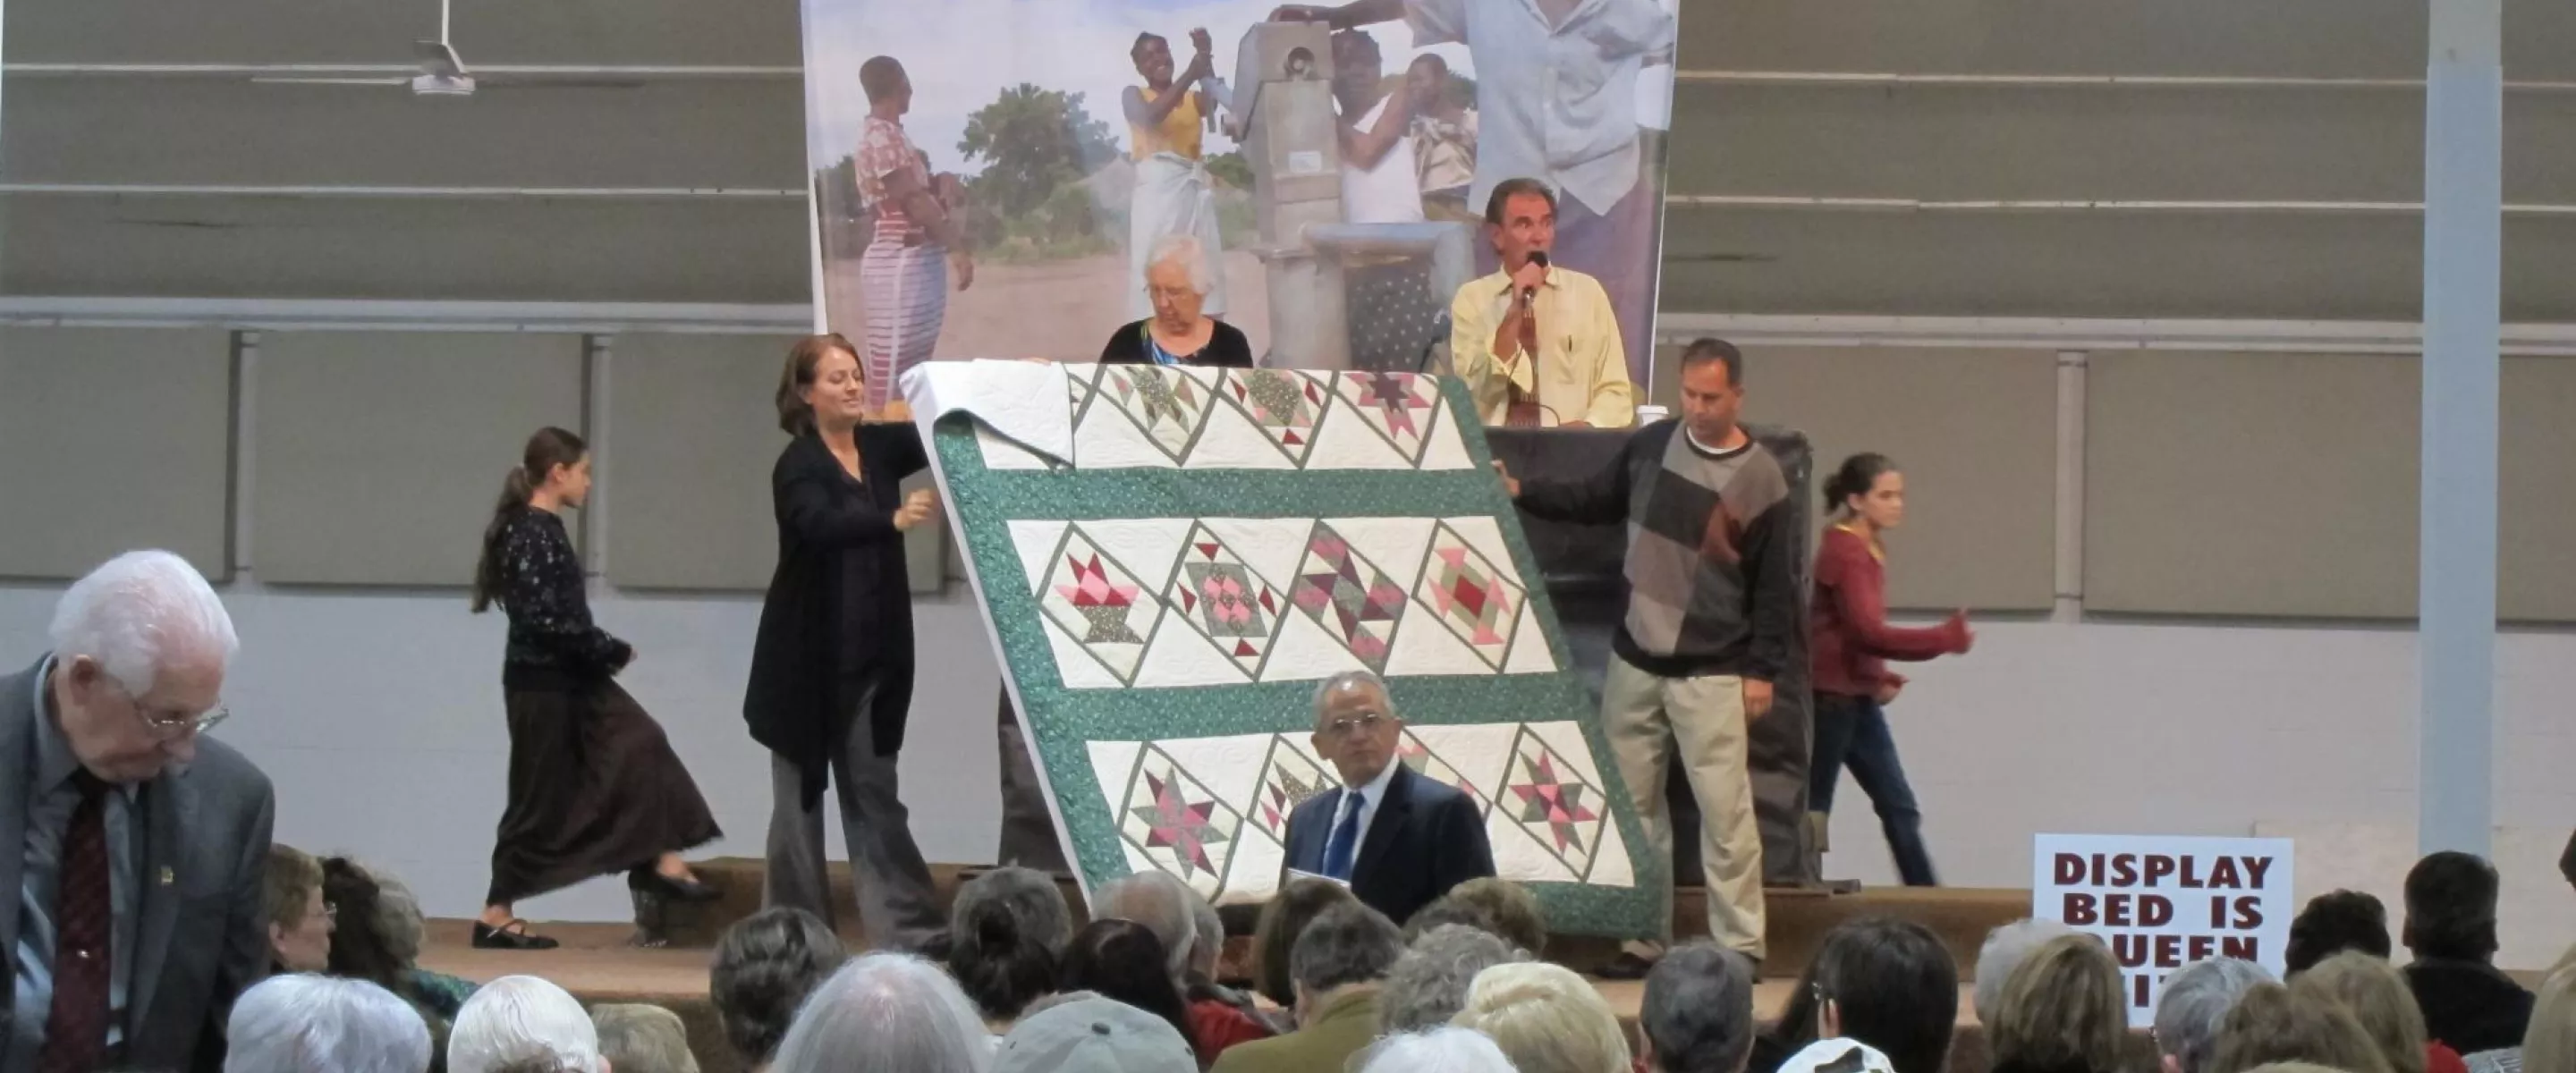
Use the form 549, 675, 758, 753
957, 83, 1119, 220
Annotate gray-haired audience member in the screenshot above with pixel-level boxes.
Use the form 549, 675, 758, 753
1210, 901, 1409, 1073
449, 976, 605, 1073
225, 975, 433, 1073
2157, 959, 2277, 1073
994, 993, 1198, 1073
709, 907, 850, 1070
1975, 918, 2080, 1024
1359, 1027, 1523, 1073
949, 866, 1073, 1028
1380, 924, 1530, 1034
768, 952, 992, 1073
1097, 870, 1199, 982
1642, 943, 1759, 1073
592, 1004, 699, 1073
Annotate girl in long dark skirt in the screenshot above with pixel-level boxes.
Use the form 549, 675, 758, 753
469, 427, 723, 949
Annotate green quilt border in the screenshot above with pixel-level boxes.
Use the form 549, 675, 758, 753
933, 374, 1669, 940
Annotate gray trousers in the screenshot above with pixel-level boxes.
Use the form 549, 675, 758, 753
765, 679, 945, 951
995, 691, 1072, 874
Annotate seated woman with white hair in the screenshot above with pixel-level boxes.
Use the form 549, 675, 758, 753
1097, 234, 1254, 368
769, 951, 995, 1073
1453, 962, 1632, 1073
1360, 1027, 1523, 1073
449, 976, 606, 1073
227, 975, 434, 1073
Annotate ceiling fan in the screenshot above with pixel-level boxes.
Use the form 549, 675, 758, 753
250, 0, 642, 97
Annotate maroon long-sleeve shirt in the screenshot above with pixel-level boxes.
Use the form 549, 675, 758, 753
1809, 525, 1969, 697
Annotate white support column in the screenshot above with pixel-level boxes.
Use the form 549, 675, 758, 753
2053, 351, 2088, 623
2419, 0, 2503, 857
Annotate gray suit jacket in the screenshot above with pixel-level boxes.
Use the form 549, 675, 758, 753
0, 657, 275, 1073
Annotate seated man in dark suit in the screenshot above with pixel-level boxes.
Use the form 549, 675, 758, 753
1281, 671, 1495, 926
5, 550, 276, 1073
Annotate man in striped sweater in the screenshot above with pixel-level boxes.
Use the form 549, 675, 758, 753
1496, 338, 1797, 974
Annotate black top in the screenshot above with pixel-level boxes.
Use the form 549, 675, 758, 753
743, 426, 930, 805
489, 507, 631, 679
1097, 318, 1256, 368
2404, 959, 2535, 1054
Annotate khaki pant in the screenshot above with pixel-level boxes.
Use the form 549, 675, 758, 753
1604, 655, 1767, 959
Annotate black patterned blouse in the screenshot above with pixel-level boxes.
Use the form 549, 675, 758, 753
492, 506, 632, 676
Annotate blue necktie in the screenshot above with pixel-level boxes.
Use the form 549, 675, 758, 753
1322, 790, 1365, 881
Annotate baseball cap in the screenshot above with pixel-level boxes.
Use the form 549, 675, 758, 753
993, 995, 1198, 1073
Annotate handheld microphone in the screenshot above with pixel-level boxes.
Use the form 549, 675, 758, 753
1521, 251, 1548, 304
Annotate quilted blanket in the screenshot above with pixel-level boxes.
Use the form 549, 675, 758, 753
912, 360, 1665, 940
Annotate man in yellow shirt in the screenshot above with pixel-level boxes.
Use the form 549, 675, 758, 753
1448, 178, 1637, 428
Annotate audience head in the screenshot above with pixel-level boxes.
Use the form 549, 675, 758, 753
1359, 1027, 1522, 1073
1310, 670, 1406, 790
1773, 917, 1960, 1073
2285, 891, 2394, 974
993, 993, 1197, 1073
1974, 918, 2079, 1026
46, 549, 237, 782
2288, 952, 2426, 1073
1439, 878, 1548, 956
264, 844, 333, 973
768, 952, 990, 1073
1640, 942, 1758, 1073
1455, 961, 1631, 1073
2154, 959, 2276, 1073
591, 1005, 698, 1073
1289, 900, 1407, 1019
2209, 982, 2391, 1073
1056, 918, 1196, 1060
949, 866, 1072, 1025
1097, 870, 1198, 983
2528, 964, 2576, 1073
1380, 923, 1529, 1034
321, 858, 430, 991
1252, 877, 1359, 1007
1186, 888, 1225, 984
226, 975, 433, 1073
449, 976, 604, 1073
776, 334, 866, 435
2403, 851, 2501, 963
709, 907, 848, 1069
1989, 934, 2128, 1073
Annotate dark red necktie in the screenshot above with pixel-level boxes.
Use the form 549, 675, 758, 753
38, 772, 112, 1073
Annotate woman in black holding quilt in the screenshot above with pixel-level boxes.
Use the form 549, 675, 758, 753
743, 334, 949, 954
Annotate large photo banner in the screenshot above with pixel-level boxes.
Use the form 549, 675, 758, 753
801, 0, 1683, 409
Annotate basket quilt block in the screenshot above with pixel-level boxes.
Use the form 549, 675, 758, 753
911, 361, 1666, 939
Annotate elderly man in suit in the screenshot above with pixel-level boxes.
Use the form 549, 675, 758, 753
1281, 671, 1494, 927
4, 550, 275, 1073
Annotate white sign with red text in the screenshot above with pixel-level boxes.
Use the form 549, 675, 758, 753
2032, 834, 2293, 1027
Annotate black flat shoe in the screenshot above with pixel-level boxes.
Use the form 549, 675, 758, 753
471, 920, 560, 950
629, 867, 722, 903
1594, 950, 1657, 980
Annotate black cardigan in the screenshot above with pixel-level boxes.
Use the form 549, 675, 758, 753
742, 427, 929, 805
1097, 318, 1256, 368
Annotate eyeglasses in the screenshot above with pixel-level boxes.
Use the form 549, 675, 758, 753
1321, 712, 1388, 739
138, 703, 230, 739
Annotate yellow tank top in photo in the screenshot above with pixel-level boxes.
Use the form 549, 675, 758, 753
1129, 85, 1203, 161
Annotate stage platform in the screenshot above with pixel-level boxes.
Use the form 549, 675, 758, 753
418, 861, 2035, 1073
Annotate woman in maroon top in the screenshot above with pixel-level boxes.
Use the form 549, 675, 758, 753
1809, 453, 1971, 887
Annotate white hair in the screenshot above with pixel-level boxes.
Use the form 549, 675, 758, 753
769, 952, 992, 1073
1454, 962, 1631, 1073
1146, 233, 1215, 295
225, 975, 433, 1073
450, 976, 605, 1073
1097, 871, 1198, 981
48, 549, 237, 696
1311, 670, 1395, 731
1360, 1027, 1522, 1073
1973, 918, 2079, 1025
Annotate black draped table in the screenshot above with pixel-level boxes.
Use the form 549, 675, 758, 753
1487, 425, 1820, 888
